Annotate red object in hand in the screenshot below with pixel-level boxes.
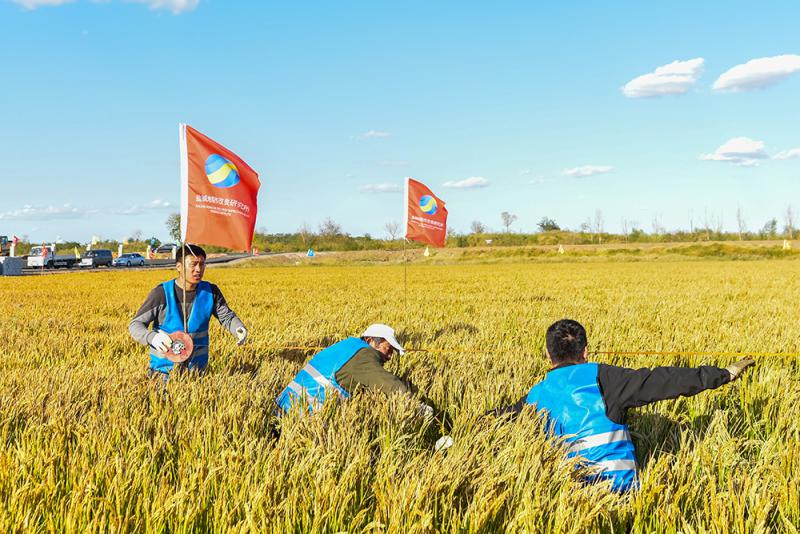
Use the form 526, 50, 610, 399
158, 331, 194, 363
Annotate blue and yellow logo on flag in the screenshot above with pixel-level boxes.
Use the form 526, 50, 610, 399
419, 194, 438, 215
205, 154, 240, 188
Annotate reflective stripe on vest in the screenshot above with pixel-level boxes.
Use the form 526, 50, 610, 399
148, 279, 214, 373
593, 459, 637, 473
526, 362, 639, 493
567, 429, 632, 454
275, 337, 370, 415
302, 363, 338, 392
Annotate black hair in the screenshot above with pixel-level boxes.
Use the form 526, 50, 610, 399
176, 244, 207, 263
545, 319, 587, 363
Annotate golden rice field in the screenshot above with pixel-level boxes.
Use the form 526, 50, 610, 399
1, 259, 799, 532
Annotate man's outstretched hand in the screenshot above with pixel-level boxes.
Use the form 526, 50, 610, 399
726, 358, 755, 381
235, 327, 248, 346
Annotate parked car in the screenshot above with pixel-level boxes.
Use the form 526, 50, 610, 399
80, 249, 113, 268
155, 243, 176, 254
113, 253, 146, 267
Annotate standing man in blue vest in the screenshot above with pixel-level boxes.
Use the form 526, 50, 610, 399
489, 319, 754, 492
276, 323, 436, 418
129, 244, 248, 380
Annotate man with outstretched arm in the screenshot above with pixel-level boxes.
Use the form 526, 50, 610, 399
489, 319, 754, 493
129, 244, 248, 380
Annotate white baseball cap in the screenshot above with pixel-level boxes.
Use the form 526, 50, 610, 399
362, 323, 405, 355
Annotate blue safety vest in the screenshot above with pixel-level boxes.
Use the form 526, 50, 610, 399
149, 279, 214, 373
275, 337, 370, 415
526, 362, 638, 492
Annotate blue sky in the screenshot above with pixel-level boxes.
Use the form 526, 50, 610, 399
1, 0, 798, 243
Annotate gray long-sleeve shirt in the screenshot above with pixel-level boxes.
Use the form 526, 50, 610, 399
128, 280, 245, 347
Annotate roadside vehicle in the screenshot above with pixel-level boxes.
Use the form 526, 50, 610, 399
26, 246, 81, 269
155, 243, 176, 254
80, 249, 113, 268
113, 253, 146, 267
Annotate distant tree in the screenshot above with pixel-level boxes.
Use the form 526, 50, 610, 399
651, 215, 662, 237
537, 217, 560, 232
319, 217, 343, 238
579, 221, 591, 233
621, 219, 629, 243
470, 220, 487, 234
166, 213, 181, 242
784, 205, 795, 239
736, 205, 746, 241
629, 227, 646, 241
384, 221, 401, 240
130, 229, 143, 242
298, 223, 312, 245
500, 212, 518, 233
761, 218, 778, 239
594, 210, 604, 244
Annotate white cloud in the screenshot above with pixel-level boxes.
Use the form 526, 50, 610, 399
130, 0, 199, 14
358, 130, 391, 139
11, 0, 74, 8
115, 199, 173, 215
442, 176, 489, 189
0, 203, 90, 220
562, 165, 614, 178
622, 58, 704, 98
775, 148, 800, 160
713, 54, 800, 91
358, 183, 401, 194
12, 0, 199, 13
701, 137, 769, 166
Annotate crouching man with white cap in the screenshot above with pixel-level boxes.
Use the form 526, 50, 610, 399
275, 324, 452, 449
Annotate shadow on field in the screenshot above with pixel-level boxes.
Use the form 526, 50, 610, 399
630, 412, 714, 469
400, 322, 479, 348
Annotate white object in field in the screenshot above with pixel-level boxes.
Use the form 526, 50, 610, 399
146, 246, 152, 259
423, 246, 430, 257
51, 242, 56, 254
435, 435, 453, 452
558, 245, 565, 254
783, 240, 792, 250
118, 244, 123, 257
171, 245, 177, 259
485, 239, 492, 245
418, 403, 434, 421
9, 243, 14, 257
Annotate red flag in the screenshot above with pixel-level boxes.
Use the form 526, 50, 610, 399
11, 235, 19, 245
404, 177, 448, 247
179, 124, 261, 251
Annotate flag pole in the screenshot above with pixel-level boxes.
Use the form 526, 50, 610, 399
403, 237, 408, 323
179, 241, 188, 333
402, 177, 410, 325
